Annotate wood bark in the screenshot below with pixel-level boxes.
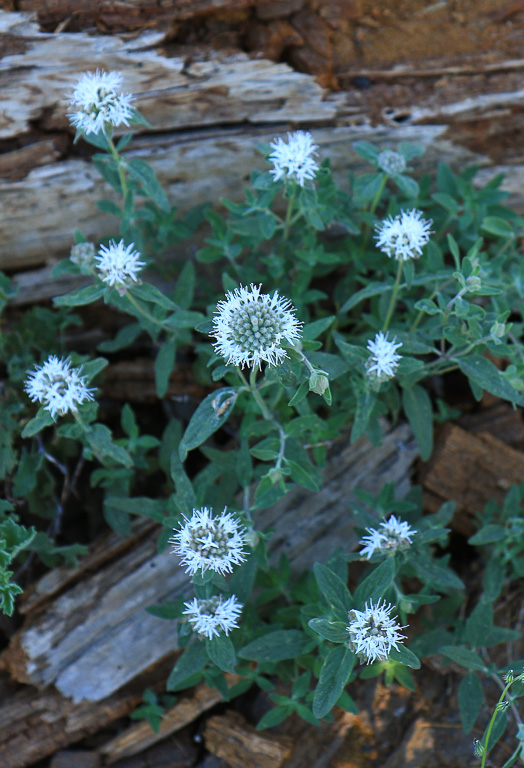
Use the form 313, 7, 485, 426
203, 711, 293, 768
2, 13, 524, 270
6, 0, 274, 30
420, 422, 524, 536
0, 421, 417, 767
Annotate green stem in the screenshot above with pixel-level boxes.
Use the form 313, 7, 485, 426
383, 260, 404, 332
126, 290, 164, 327
283, 187, 297, 242
409, 277, 455, 332
105, 132, 129, 204
480, 679, 514, 768
248, 367, 287, 471
360, 174, 387, 254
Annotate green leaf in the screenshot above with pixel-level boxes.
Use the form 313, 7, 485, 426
103, 501, 131, 537
104, 496, 166, 523
353, 557, 396, 608
458, 671, 483, 734
256, 706, 292, 730
164, 310, 206, 330
313, 563, 352, 618
468, 524, 507, 545
439, 646, 487, 672
402, 385, 433, 460
286, 459, 321, 492
167, 642, 207, 691
410, 557, 464, 592
340, 282, 390, 314
388, 644, 421, 669
238, 630, 313, 662
179, 388, 238, 461
302, 316, 335, 340
456, 355, 524, 407
308, 618, 349, 643
481, 216, 514, 238
21, 408, 56, 437
97, 323, 142, 352
155, 337, 176, 398
206, 634, 237, 672
313, 645, 355, 719
130, 283, 176, 310
54, 284, 105, 307
170, 452, 196, 516
127, 158, 170, 212
173, 261, 195, 310
85, 424, 133, 466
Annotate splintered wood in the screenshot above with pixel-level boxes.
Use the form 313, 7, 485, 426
421, 422, 524, 535
204, 711, 293, 768
4, 13, 524, 271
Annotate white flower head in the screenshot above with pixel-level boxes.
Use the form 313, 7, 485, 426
347, 599, 407, 664
70, 241, 96, 268
25, 355, 95, 418
360, 515, 417, 559
68, 70, 134, 135
375, 209, 432, 261
95, 239, 145, 290
170, 506, 248, 576
366, 331, 402, 380
211, 284, 303, 369
183, 594, 243, 640
377, 149, 406, 176
268, 131, 319, 186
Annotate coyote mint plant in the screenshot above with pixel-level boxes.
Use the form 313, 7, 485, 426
3, 70, 524, 758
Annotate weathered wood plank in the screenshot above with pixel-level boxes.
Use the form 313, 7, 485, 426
0, 421, 418, 707
4, 12, 524, 271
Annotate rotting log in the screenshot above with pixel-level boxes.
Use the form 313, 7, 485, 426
203, 711, 293, 768
420, 422, 524, 536
3, 0, 275, 30
3, 13, 524, 270
100, 675, 239, 764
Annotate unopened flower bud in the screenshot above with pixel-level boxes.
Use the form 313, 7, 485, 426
309, 371, 330, 395
267, 468, 282, 484
465, 275, 482, 292
70, 241, 96, 268
490, 321, 506, 339
377, 149, 406, 176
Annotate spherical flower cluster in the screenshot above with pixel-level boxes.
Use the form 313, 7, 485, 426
268, 131, 319, 187
366, 331, 402, 380
377, 149, 406, 176
347, 599, 407, 664
70, 241, 96, 268
182, 594, 243, 640
211, 284, 303, 369
359, 515, 417, 559
95, 240, 145, 289
68, 70, 134, 135
25, 355, 94, 418
170, 506, 248, 576
374, 209, 432, 261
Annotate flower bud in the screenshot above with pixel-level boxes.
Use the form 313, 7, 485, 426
465, 275, 482, 292
490, 320, 506, 339
309, 371, 330, 395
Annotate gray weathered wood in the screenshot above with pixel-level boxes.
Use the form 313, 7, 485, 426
1, 421, 417, 704
2, 12, 524, 271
